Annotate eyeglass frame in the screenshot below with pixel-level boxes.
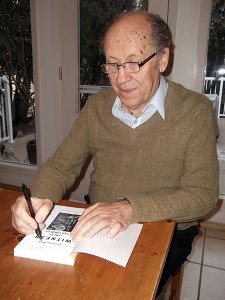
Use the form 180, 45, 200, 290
101, 52, 157, 74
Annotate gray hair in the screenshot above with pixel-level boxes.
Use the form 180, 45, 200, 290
145, 12, 172, 53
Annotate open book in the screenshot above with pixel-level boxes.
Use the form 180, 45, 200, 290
14, 205, 143, 267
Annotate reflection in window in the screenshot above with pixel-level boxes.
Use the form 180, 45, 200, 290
79, 0, 148, 109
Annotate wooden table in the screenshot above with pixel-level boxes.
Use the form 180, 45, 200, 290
0, 188, 175, 300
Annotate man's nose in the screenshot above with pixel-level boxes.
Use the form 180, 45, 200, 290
116, 66, 132, 84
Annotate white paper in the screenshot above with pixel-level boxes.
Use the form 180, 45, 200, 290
73, 224, 143, 267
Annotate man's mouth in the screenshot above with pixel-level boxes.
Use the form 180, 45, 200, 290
119, 87, 137, 97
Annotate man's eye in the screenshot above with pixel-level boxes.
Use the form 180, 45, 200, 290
110, 64, 118, 68
127, 62, 138, 68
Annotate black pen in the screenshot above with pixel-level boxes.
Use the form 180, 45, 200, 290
22, 183, 42, 240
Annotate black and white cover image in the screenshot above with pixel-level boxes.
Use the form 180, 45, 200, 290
47, 212, 80, 232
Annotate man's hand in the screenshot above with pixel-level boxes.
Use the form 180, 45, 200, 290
11, 196, 54, 235
70, 200, 132, 242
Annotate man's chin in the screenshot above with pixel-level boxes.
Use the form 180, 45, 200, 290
120, 99, 141, 111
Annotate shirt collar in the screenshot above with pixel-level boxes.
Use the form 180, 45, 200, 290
149, 75, 167, 119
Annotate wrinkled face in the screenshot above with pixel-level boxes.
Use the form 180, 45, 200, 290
104, 15, 169, 114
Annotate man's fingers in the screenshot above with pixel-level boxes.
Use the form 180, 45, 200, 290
11, 196, 54, 235
71, 215, 109, 242
12, 216, 36, 234
106, 222, 124, 238
71, 217, 127, 243
69, 200, 132, 242
11, 196, 37, 230
35, 199, 54, 223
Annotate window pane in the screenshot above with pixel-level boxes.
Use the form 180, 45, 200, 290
79, 0, 148, 108
0, 0, 36, 165
204, 0, 225, 117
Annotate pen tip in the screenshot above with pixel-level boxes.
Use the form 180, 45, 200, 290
35, 228, 42, 240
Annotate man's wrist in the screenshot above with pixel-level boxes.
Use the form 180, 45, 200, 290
119, 197, 131, 205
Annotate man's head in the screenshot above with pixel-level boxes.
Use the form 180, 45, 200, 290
102, 12, 172, 115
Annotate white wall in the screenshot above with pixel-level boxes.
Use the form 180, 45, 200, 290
168, 0, 212, 92
31, 0, 80, 163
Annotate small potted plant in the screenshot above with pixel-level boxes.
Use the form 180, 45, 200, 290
26, 136, 37, 165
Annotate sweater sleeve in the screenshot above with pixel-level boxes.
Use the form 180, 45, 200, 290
127, 100, 219, 225
30, 102, 91, 202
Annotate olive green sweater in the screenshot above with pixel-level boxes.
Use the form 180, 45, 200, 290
31, 81, 219, 230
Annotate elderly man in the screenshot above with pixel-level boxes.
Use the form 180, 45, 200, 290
11, 11, 218, 295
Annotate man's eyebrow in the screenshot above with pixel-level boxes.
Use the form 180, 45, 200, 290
106, 54, 138, 63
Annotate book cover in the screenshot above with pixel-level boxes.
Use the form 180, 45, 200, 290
14, 205, 143, 267
14, 205, 84, 265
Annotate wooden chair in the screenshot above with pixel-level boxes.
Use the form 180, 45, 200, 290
169, 264, 184, 300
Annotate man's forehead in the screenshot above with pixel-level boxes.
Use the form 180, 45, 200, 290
105, 25, 151, 48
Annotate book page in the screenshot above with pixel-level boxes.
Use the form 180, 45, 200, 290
73, 224, 143, 267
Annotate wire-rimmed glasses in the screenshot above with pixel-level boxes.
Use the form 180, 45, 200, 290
101, 52, 157, 74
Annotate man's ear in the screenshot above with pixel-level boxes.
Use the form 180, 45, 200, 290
159, 48, 170, 73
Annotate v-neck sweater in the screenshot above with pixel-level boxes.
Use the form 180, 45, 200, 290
31, 80, 219, 230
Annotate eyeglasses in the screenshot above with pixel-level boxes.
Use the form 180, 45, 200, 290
101, 52, 157, 74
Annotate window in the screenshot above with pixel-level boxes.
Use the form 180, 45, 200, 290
79, 0, 148, 109
204, 0, 225, 117
0, 0, 36, 165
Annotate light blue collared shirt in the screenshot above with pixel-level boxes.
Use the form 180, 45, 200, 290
112, 75, 168, 128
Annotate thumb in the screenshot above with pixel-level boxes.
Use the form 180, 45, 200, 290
34, 199, 54, 223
